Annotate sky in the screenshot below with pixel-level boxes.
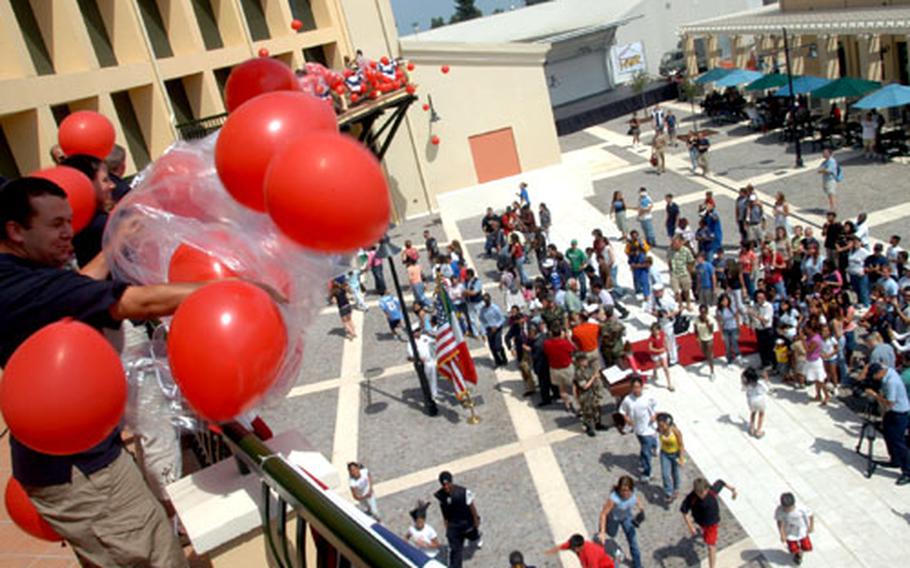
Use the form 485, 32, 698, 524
390, 0, 533, 36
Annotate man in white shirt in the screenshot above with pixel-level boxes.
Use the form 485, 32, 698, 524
846, 236, 871, 307
887, 235, 904, 274
638, 187, 656, 247
408, 325, 438, 399
620, 377, 658, 482
750, 290, 775, 370
648, 284, 680, 365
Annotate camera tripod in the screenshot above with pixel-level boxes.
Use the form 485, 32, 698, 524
854, 404, 896, 478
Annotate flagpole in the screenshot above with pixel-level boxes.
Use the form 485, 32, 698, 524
462, 390, 482, 425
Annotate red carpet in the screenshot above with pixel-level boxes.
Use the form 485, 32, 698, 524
630, 326, 757, 371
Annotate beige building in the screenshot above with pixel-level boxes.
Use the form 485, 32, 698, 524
680, 0, 910, 86
0, 0, 561, 221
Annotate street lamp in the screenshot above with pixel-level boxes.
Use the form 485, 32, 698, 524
377, 235, 438, 417
782, 27, 804, 168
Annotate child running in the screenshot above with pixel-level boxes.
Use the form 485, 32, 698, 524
680, 478, 738, 568
774, 492, 814, 565
742, 367, 770, 438
648, 323, 674, 391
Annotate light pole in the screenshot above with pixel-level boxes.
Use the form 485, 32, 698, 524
378, 235, 438, 417
782, 28, 804, 168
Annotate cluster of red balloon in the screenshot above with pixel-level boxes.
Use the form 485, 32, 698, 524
342, 56, 417, 105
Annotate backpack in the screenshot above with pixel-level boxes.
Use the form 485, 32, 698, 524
834, 164, 844, 182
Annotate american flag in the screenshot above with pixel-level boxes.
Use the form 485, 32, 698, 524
435, 285, 477, 399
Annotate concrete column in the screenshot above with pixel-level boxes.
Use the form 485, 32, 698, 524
732, 35, 748, 69
858, 34, 882, 81
882, 35, 896, 82
706, 34, 720, 69
817, 34, 839, 79
684, 34, 699, 77
790, 33, 805, 75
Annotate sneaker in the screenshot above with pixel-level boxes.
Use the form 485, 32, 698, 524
614, 548, 625, 563
896, 475, 910, 486
585, 425, 596, 437
794, 552, 802, 565
476, 534, 484, 549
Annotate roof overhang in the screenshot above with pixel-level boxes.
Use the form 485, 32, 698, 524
679, 5, 910, 36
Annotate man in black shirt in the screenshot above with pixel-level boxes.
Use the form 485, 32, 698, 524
822, 211, 843, 262
0, 177, 202, 566
434, 470, 482, 568
106, 144, 132, 203
680, 478, 738, 568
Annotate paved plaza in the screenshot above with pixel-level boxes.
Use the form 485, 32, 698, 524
255, 101, 910, 568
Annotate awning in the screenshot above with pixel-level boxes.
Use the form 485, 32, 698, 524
854, 83, 910, 110
809, 77, 882, 100
680, 4, 910, 36
745, 73, 791, 92
775, 76, 832, 97
714, 69, 763, 88
694, 67, 733, 84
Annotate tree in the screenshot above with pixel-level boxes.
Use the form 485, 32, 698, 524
450, 0, 482, 24
430, 16, 446, 29
679, 80, 700, 133
629, 70, 650, 110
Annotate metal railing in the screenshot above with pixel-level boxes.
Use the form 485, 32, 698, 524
220, 422, 418, 568
175, 112, 228, 141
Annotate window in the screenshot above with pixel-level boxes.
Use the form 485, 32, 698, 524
191, 0, 224, 51
240, 0, 270, 41
165, 78, 194, 124
50, 104, 71, 126
303, 46, 327, 66
213, 66, 232, 102
136, 0, 174, 58
77, 0, 118, 67
287, 0, 316, 31
0, 127, 21, 179
9, 0, 54, 75
110, 91, 151, 169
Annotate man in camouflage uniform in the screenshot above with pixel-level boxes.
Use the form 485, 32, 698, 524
599, 306, 626, 368
572, 352, 606, 436
541, 295, 566, 334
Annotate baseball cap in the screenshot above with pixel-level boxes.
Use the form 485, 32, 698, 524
438, 471, 453, 485
653, 283, 665, 292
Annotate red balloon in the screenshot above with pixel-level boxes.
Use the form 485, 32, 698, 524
168, 281, 288, 422
370, 90, 380, 99
258, 48, 270, 58
139, 149, 214, 220
168, 244, 239, 283
431, 135, 441, 146
441, 65, 450, 74
351, 93, 360, 104
291, 19, 303, 31
265, 132, 390, 252
380, 56, 390, 65
224, 58, 297, 113
334, 83, 345, 95
5, 479, 62, 542
422, 103, 430, 111
406, 84, 417, 95
58, 111, 115, 160
30, 166, 96, 233
0, 320, 126, 455
215, 91, 338, 211
407, 62, 415, 72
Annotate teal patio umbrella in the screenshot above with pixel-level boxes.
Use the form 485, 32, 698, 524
745, 73, 791, 92
694, 67, 733, 85
714, 69, 763, 88
810, 77, 881, 99
775, 76, 832, 97
854, 83, 910, 109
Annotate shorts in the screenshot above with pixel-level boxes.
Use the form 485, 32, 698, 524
699, 340, 714, 359
670, 274, 692, 294
701, 523, 719, 546
550, 366, 574, 392
822, 179, 837, 196
388, 318, 401, 333
651, 353, 668, 365
748, 396, 766, 413
787, 536, 813, 554
698, 288, 715, 307
804, 358, 826, 383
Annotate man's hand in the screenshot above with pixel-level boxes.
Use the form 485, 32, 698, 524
598, 531, 607, 544
689, 525, 698, 537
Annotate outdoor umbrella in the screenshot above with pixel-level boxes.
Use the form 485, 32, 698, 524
745, 73, 791, 92
853, 83, 910, 109
714, 69, 763, 88
694, 67, 733, 84
809, 77, 881, 100
775, 76, 832, 97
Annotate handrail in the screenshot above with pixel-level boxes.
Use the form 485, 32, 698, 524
220, 422, 418, 568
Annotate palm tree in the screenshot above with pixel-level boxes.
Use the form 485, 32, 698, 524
629, 71, 650, 111
679, 80, 699, 133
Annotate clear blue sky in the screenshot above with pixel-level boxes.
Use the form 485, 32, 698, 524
390, 0, 532, 35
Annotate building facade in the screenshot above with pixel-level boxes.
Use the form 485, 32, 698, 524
680, 0, 910, 85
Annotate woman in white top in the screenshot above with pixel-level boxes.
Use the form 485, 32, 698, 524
860, 112, 877, 158
348, 462, 380, 520
742, 367, 770, 438
405, 502, 442, 558
773, 192, 791, 237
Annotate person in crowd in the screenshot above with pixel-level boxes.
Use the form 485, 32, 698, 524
0, 177, 195, 566
597, 475, 643, 568
538, 203, 552, 237
666, 109, 677, 146
424, 229, 440, 260
773, 191, 791, 237
742, 367, 770, 438
506, 306, 536, 396
749, 290, 775, 370
49, 143, 66, 165
695, 132, 711, 175
817, 148, 839, 212
405, 501, 442, 559
573, 352, 606, 436
545, 533, 615, 568
628, 112, 641, 146
348, 462, 380, 520
330, 279, 357, 340
408, 323, 439, 400
610, 191, 629, 240
378, 291, 404, 341
680, 478, 738, 568
626, 231, 651, 300
105, 144, 131, 202
669, 235, 695, 312
530, 321, 561, 407
366, 246, 387, 294
599, 305, 626, 368
61, 154, 115, 267
620, 377, 658, 482
649, 284, 680, 367
803, 322, 829, 405
695, 252, 717, 308
647, 322, 674, 390
637, 187, 656, 247
508, 550, 536, 568
652, 130, 668, 174
544, 325, 577, 414
716, 293, 742, 365
434, 471, 483, 568
863, 363, 910, 485
656, 413, 686, 502
694, 304, 716, 379
479, 293, 508, 367
775, 492, 814, 565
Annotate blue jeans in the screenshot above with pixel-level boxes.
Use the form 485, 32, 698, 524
660, 451, 681, 497
412, 281, 430, 307
882, 411, 910, 476
773, 279, 787, 300
607, 515, 643, 568
640, 218, 656, 247
744, 273, 756, 299
850, 273, 870, 307
722, 327, 740, 362
689, 149, 699, 172
516, 256, 530, 285
637, 434, 657, 478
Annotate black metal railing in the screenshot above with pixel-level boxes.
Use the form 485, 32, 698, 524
220, 422, 415, 568
175, 112, 228, 141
